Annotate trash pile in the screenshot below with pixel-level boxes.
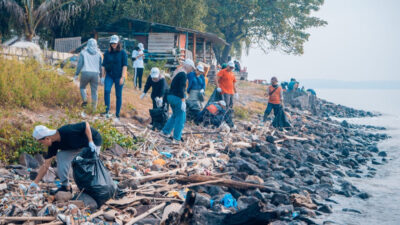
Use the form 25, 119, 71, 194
0, 100, 389, 225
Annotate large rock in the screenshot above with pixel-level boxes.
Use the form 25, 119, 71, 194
55, 191, 72, 202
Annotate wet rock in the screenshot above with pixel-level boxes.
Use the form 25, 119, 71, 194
378, 151, 387, 157
194, 193, 211, 208
266, 135, 275, 143
237, 196, 259, 210
342, 208, 362, 214
271, 193, 290, 206
108, 143, 127, 157
317, 204, 333, 214
357, 192, 371, 200
103, 209, 117, 221
73, 192, 97, 211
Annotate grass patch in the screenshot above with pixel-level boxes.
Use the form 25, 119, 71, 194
233, 106, 250, 120
0, 57, 80, 109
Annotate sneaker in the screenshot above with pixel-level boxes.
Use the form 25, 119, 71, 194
50, 185, 72, 195
101, 112, 113, 118
113, 117, 120, 123
81, 102, 88, 107
160, 132, 171, 139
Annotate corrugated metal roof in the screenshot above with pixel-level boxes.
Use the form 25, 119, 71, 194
54, 37, 81, 53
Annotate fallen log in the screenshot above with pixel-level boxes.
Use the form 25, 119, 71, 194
1, 216, 56, 222
126, 202, 166, 225
176, 175, 276, 192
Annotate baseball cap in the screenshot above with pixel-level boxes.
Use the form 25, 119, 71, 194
110, 35, 119, 44
227, 61, 235, 68
183, 59, 195, 69
33, 125, 56, 140
150, 67, 160, 78
196, 64, 204, 73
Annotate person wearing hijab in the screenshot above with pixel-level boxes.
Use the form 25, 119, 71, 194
74, 38, 102, 110
263, 77, 284, 122
132, 43, 145, 90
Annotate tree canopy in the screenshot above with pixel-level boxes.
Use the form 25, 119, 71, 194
0, 0, 327, 63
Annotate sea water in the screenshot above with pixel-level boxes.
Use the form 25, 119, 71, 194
315, 89, 400, 225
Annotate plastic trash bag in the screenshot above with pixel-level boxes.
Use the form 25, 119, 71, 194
272, 107, 291, 128
72, 147, 117, 206
220, 193, 238, 209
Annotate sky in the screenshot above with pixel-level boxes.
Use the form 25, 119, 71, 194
241, 0, 400, 82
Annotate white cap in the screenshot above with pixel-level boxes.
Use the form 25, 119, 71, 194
218, 100, 226, 107
138, 43, 144, 50
33, 125, 56, 140
227, 61, 235, 68
183, 59, 195, 69
196, 64, 204, 73
150, 67, 160, 78
110, 35, 119, 44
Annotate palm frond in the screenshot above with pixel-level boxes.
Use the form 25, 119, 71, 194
0, 0, 24, 24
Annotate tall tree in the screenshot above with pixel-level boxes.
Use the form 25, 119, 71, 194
205, 0, 327, 62
0, 0, 102, 41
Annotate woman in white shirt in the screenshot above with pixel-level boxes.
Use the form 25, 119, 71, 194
132, 43, 145, 90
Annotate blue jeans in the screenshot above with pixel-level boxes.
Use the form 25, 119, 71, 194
162, 95, 186, 141
104, 76, 124, 118
263, 103, 281, 121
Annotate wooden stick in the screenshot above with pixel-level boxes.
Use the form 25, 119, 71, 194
1, 216, 56, 221
126, 202, 166, 225
88, 209, 104, 220
182, 179, 224, 188
38, 221, 63, 225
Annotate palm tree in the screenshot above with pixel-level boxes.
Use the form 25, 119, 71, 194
0, 0, 103, 41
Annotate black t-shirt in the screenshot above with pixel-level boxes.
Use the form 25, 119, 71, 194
143, 77, 168, 99
169, 72, 187, 99
45, 122, 102, 159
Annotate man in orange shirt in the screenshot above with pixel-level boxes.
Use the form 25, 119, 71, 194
263, 77, 283, 122
215, 61, 238, 109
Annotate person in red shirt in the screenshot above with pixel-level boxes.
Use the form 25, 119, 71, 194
215, 61, 238, 108
263, 77, 284, 122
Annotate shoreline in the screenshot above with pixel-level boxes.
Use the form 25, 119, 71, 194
0, 90, 391, 225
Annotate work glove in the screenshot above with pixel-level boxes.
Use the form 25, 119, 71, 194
217, 88, 222, 92
73, 75, 79, 82
234, 93, 239, 100
100, 77, 105, 86
156, 97, 163, 108
181, 101, 186, 112
200, 89, 205, 95
140, 93, 146, 99
29, 182, 40, 191
89, 141, 96, 153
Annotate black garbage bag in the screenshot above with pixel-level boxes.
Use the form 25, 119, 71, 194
272, 107, 291, 128
150, 107, 168, 131
187, 100, 202, 121
72, 147, 117, 206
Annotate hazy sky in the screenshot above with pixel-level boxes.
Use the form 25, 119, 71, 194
242, 0, 400, 81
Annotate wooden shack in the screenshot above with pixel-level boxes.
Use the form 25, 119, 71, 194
94, 18, 227, 76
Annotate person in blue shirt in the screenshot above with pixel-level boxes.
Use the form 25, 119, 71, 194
187, 64, 206, 99
288, 78, 296, 92
101, 35, 128, 121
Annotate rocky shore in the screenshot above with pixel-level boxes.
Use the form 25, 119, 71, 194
0, 92, 389, 225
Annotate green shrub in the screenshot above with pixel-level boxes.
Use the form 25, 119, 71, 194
0, 57, 80, 109
233, 106, 249, 120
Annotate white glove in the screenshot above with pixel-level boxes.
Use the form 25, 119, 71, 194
234, 93, 239, 100
181, 101, 186, 112
29, 182, 40, 191
200, 89, 205, 94
100, 77, 105, 85
217, 88, 222, 92
89, 141, 96, 153
156, 97, 163, 108
140, 93, 146, 99
73, 75, 79, 82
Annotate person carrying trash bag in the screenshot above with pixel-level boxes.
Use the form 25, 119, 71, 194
263, 76, 284, 122
215, 61, 238, 109
140, 67, 169, 130
29, 122, 102, 194
140, 67, 168, 110
161, 59, 195, 143
186, 64, 206, 120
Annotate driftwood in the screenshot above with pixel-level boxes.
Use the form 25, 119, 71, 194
126, 202, 166, 225
176, 175, 275, 192
1, 216, 56, 222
